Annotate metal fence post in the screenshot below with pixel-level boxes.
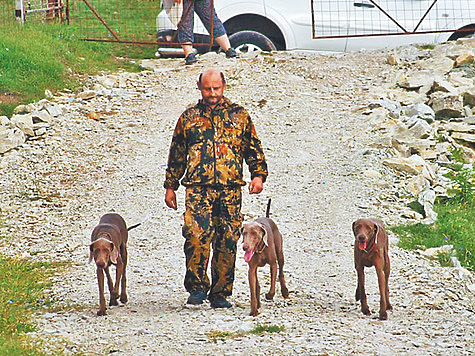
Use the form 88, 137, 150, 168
15, 0, 25, 24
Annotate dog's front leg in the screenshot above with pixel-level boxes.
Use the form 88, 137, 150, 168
249, 266, 259, 316
375, 264, 388, 320
356, 267, 370, 316
265, 262, 277, 300
110, 259, 123, 306
104, 266, 117, 306
97, 267, 107, 316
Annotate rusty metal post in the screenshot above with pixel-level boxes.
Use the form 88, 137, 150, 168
82, 0, 120, 41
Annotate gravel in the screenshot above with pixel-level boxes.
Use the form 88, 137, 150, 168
0, 49, 473, 355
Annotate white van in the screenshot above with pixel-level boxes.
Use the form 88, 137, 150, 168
156, 0, 475, 55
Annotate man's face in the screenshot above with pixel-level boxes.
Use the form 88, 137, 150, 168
198, 72, 225, 107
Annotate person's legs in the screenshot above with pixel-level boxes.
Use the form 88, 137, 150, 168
194, 0, 231, 52
177, 0, 196, 60
183, 186, 216, 295
209, 188, 242, 302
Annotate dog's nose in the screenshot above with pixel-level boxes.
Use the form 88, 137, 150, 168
358, 235, 366, 242
96, 261, 106, 268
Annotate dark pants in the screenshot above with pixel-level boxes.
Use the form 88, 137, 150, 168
182, 185, 242, 298
178, 0, 227, 44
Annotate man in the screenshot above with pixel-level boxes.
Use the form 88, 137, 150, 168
164, 68, 267, 308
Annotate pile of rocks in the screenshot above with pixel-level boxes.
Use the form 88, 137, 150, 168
362, 38, 474, 224
0, 101, 62, 154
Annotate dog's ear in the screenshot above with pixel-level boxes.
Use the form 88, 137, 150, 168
88, 243, 94, 263
110, 243, 119, 264
256, 223, 268, 246
352, 221, 357, 236
373, 222, 379, 244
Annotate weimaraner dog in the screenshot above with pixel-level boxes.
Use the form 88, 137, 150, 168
89, 213, 139, 316
353, 218, 392, 320
241, 199, 289, 316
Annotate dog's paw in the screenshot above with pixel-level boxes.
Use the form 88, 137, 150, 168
265, 292, 275, 300
386, 303, 393, 311
282, 287, 290, 299
120, 294, 128, 304
362, 307, 371, 316
378, 311, 388, 320
97, 309, 107, 316
249, 310, 259, 317
109, 299, 119, 306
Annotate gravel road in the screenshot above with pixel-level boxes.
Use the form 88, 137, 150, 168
0, 49, 473, 355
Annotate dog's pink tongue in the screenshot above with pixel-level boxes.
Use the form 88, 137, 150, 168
244, 250, 254, 263
358, 242, 367, 251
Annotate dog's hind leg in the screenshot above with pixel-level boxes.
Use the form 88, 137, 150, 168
120, 245, 128, 304
277, 251, 289, 298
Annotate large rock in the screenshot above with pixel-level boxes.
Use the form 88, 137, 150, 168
31, 110, 52, 124
463, 90, 475, 107
455, 53, 474, 67
0, 128, 26, 154
431, 93, 464, 118
451, 132, 475, 144
383, 155, 426, 174
11, 114, 34, 136
403, 103, 435, 123
397, 71, 434, 90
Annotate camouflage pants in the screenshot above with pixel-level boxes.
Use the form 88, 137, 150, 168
182, 185, 243, 298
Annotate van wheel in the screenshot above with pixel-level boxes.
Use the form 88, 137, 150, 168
228, 30, 277, 53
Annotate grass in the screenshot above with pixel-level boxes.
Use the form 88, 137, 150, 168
391, 157, 474, 271
208, 323, 285, 343
0, 257, 60, 355
0, 21, 156, 117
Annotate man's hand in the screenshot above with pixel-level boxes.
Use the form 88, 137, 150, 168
248, 176, 264, 194
165, 188, 178, 210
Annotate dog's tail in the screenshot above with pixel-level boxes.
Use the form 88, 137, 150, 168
266, 198, 271, 218
127, 223, 141, 231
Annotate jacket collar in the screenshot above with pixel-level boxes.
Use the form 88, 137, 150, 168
197, 97, 231, 111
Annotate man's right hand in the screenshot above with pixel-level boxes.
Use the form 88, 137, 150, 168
165, 188, 177, 210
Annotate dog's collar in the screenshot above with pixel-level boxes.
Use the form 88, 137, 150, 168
97, 233, 112, 242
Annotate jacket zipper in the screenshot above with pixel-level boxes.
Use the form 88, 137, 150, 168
209, 109, 218, 185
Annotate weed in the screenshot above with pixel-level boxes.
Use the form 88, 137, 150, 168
418, 44, 435, 50
208, 323, 285, 343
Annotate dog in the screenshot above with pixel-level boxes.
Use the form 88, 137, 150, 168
89, 213, 140, 316
353, 218, 392, 320
241, 199, 289, 316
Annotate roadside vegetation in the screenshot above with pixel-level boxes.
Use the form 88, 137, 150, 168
207, 324, 285, 343
0, 255, 60, 355
0, 20, 156, 117
391, 150, 474, 271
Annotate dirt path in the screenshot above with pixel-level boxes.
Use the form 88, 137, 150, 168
0, 50, 473, 355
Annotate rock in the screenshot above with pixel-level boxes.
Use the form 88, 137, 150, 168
450, 256, 462, 268
431, 93, 464, 118
0, 128, 26, 153
431, 80, 457, 94
363, 169, 382, 178
397, 71, 434, 90
451, 132, 475, 144
388, 54, 399, 65
77, 91, 97, 101
403, 103, 435, 123
11, 114, 34, 136
31, 110, 52, 124
463, 90, 475, 107
12, 104, 29, 115
0, 116, 10, 126
407, 118, 432, 139
406, 175, 429, 196
455, 53, 474, 67
370, 99, 401, 119
418, 189, 437, 223
383, 155, 426, 175
43, 103, 63, 117
447, 72, 474, 88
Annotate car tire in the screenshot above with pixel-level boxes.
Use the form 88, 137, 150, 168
228, 30, 277, 54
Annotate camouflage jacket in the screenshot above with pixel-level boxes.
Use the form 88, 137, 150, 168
164, 97, 268, 190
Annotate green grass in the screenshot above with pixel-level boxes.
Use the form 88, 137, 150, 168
0, 21, 156, 117
0, 257, 60, 355
391, 161, 474, 271
208, 324, 285, 343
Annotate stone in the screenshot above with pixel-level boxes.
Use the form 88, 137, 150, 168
431, 80, 457, 94
431, 93, 464, 118
0, 128, 26, 153
406, 175, 429, 196
12, 104, 29, 115
407, 118, 432, 139
403, 103, 435, 123
43, 103, 62, 117
455, 53, 474, 67
363, 169, 382, 178
451, 132, 475, 144
0, 116, 10, 126
77, 91, 96, 100
447, 72, 474, 88
383, 155, 426, 174
397, 71, 434, 90
11, 114, 34, 136
418, 189, 437, 223
31, 110, 52, 124
463, 90, 475, 107
388, 54, 399, 65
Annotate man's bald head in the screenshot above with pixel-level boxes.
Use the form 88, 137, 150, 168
198, 68, 226, 86
197, 68, 226, 108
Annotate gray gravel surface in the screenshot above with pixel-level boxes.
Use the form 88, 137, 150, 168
0, 50, 473, 355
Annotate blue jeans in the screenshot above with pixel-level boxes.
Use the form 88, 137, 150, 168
178, 0, 227, 43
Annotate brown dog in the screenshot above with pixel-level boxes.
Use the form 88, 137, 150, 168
89, 213, 140, 316
241, 199, 289, 316
353, 218, 392, 320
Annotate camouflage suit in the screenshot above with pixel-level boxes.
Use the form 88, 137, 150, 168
164, 97, 267, 298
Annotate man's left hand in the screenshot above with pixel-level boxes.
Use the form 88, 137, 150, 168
248, 176, 264, 194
